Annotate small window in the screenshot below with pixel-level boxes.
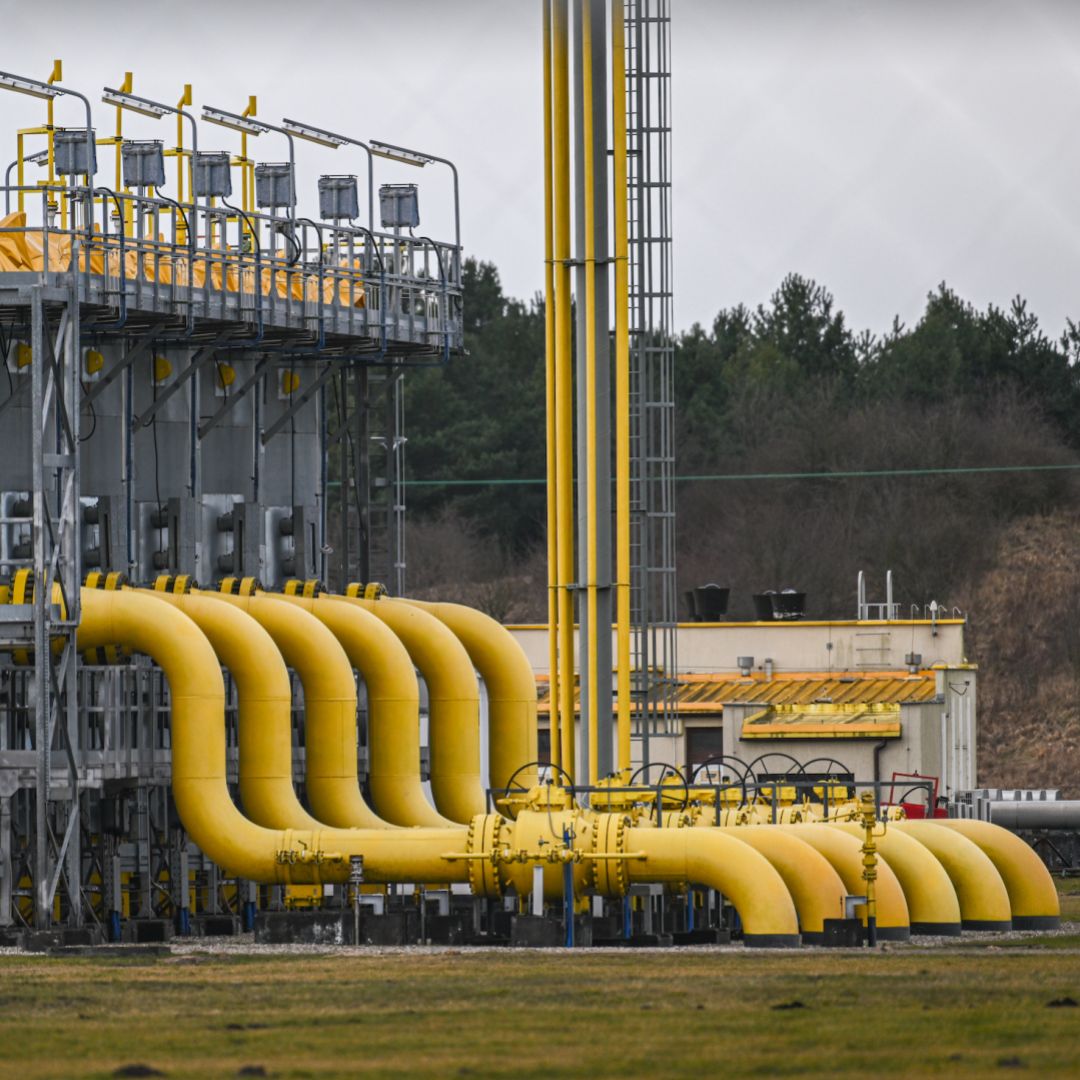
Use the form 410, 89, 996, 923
537, 728, 551, 765
686, 726, 723, 774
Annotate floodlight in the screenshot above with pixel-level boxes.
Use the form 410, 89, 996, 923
281, 118, 347, 148
25, 149, 49, 166
0, 71, 59, 100
369, 140, 433, 168
102, 88, 170, 119
202, 106, 269, 137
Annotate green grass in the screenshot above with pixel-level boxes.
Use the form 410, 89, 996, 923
1, 945, 1079, 1079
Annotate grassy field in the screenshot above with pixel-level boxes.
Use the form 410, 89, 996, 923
1, 886, 1078, 1080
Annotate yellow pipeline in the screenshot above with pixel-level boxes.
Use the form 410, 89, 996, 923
625, 826, 800, 947
280, 593, 455, 829
727, 826, 846, 945
137, 589, 322, 831
831, 822, 961, 935
611, 0, 632, 777
581, 0, 600, 787
933, 819, 1060, 929
893, 821, 1012, 931
780, 824, 910, 940
542, 0, 562, 770
552, 0, 576, 777
208, 592, 385, 830
75, 588, 471, 885
339, 596, 486, 823
403, 599, 539, 804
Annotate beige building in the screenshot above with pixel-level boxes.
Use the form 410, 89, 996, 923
506, 618, 976, 804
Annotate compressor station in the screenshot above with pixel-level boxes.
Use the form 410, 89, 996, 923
0, 1, 1063, 949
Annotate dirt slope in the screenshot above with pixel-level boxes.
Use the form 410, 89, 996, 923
962, 511, 1080, 797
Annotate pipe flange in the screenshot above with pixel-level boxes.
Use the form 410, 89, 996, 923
345, 582, 387, 600
466, 813, 505, 899
590, 813, 630, 897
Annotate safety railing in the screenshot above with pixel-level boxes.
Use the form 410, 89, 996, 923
0, 182, 463, 360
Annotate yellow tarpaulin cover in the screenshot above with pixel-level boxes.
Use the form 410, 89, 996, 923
0, 212, 365, 308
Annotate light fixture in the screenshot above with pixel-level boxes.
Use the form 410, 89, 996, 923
24, 149, 49, 166
0, 71, 59, 100
369, 140, 433, 168
281, 118, 347, 148
102, 87, 169, 118
202, 106, 269, 137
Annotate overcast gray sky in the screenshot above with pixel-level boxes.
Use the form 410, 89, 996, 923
3, 0, 1080, 337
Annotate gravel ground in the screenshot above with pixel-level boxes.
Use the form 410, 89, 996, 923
0, 922, 1074, 958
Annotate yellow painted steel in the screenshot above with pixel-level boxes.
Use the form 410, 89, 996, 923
612, 0, 632, 778
552, 0, 576, 779
893, 821, 1012, 930
74, 588, 473, 885
339, 595, 486, 823
831, 822, 961, 935
280, 593, 455, 829
625, 825, 801, 947
726, 826, 846, 943
403, 599, 538, 804
137, 589, 322, 832
780, 824, 910, 939
207, 591, 385, 830
933, 819, 1060, 929
581, 0, 600, 787
542, 0, 562, 771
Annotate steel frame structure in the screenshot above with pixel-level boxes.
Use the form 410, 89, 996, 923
0, 160, 463, 929
625, 0, 678, 759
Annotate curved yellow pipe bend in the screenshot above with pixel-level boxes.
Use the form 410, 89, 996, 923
402, 599, 538, 801
278, 594, 456, 829
725, 826, 846, 944
929, 820, 1058, 929
207, 592, 386, 830
337, 596, 485, 824
76, 588, 471, 884
136, 589, 323, 831
893, 821, 1012, 930
831, 822, 961, 935
780, 824, 910, 940
626, 825, 800, 947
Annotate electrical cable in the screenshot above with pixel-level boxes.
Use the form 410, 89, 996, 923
0, 324, 14, 402
152, 374, 164, 557
78, 379, 97, 443
400, 461, 1080, 490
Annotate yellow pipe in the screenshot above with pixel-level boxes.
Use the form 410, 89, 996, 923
207, 591, 386, 830
402, 599, 538, 803
542, 0, 562, 771
279, 593, 455, 829
581, 0, 600, 788
726, 826, 846, 944
75, 588, 472, 885
552, 0, 576, 778
338, 596, 486, 823
931, 820, 1059, 929
137, 589, 322, 831
781, 824, 910, 940
831, 822, 961, 935
611, 0, 632, 777
893, 821, 1012, 930
625, 825, 801, 947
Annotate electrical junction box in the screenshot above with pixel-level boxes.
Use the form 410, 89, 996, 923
379, 183, 419, 229
255, 162, 296, 209
318, 175, 359, 221
54, 129, 97, 178
193, 152, 232, 199
122, 140, 166, 190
